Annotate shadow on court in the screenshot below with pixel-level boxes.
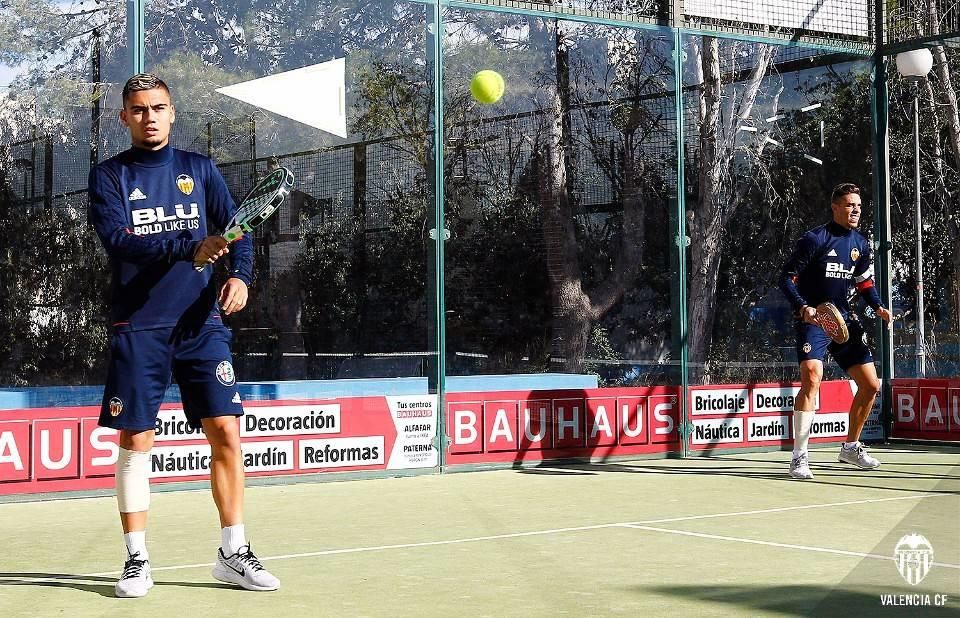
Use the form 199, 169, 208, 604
513, 447, 960, 495
643, 584, 956, 616
0, 573, 233, 598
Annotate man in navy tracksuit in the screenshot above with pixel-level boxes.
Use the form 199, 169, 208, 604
780, 183, 892, 480
89, 74, 279, 596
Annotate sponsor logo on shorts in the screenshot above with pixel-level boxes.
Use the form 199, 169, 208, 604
176, 174, 195, 195
232, 392, 241, 404
109, 396, 123, 417
216, 361, 236, 386
802, 342, 812, 354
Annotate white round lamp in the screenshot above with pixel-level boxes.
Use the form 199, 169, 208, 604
895, 48, 934, 81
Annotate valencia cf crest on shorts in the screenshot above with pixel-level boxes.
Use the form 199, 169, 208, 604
176, 174, 195, 195
216, 360, 236, 386
109, 396, 124, 417
850, 247, 860, 262
802, 342, 812, 354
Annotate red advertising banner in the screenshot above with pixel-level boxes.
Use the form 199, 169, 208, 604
444, 380, 870, 466
891, 378, 960, 441
445, 386, 682, 466
685, 380, 874, 450
0, 379, 888, 496
0, 395, 438, 496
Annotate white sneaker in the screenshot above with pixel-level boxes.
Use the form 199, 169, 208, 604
115, 552, 153, 598
212, 544, 280, 591
838, 442, 881, 469
789, 452, 814, 479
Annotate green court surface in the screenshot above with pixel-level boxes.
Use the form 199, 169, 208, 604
1, 445, 957, 616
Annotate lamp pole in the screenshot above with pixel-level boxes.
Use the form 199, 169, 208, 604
895, 48, 934, 377
912, 92, 925, 376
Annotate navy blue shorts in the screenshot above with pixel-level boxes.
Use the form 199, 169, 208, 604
98, 323, 244, 431
794, 316, 873, 371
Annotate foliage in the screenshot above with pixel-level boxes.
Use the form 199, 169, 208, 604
1, 1, 959, 388
0, 182, 109, 385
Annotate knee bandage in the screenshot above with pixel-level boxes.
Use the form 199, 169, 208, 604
116, 447, 151, 513
792, 410, 815, 455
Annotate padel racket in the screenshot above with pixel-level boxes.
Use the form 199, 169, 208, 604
814, 302, 849, 344
194, 166, 295, 271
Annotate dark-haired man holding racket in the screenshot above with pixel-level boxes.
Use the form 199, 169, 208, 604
779, 183, 892, 480
89, 74, 279, 596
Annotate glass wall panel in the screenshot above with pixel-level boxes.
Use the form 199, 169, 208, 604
442, 9, 680, 387
888, 43, 960, 379
144, 0, 438, 384
0, 0, 129, 387
680, 36, 875, 385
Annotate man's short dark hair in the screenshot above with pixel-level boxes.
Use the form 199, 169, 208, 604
122, 73, 170, 105
830, 182, 860, 204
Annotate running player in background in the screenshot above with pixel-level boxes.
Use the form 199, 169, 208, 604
779, 182, 893, 480
88, 73, 279, 597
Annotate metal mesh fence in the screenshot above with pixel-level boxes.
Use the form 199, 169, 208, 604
458, 0, 877, 51
4, 106, 254, 201
886, 0, 960, 46
682, 0, 873, 51
1, 33, 954, 386
455, 0, 667, 23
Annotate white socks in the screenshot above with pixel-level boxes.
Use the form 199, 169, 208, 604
222, 524, 247, 556
123, 525, 247, 562
792, 410, 815, 457
124, 530, 148, 560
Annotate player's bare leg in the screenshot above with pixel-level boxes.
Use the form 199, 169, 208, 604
838, 362, 881, 469
790, 359, 822, 479
204, 415, 244, 527
115, 429, 155, 598
204, 415, 279, 591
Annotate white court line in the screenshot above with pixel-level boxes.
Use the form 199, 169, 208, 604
2, 492, 952, 583
623, 524, 960, 570
626, 492, 954, 525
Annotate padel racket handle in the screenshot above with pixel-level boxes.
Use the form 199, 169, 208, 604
223, 226, 245, 243
193, 226, 246, 272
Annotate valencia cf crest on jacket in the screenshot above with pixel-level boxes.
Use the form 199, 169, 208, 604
176, 174, 195, 195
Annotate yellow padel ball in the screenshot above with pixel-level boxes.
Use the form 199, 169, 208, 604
470, 70, 505, 104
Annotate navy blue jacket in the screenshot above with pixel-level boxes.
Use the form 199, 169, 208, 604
780, 221, 884, 318
88, 145, 253, 330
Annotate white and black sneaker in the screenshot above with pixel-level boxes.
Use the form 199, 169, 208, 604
839, 442, 881, 469
115, 551, 153, 598
212, 544, 280, 591
789, 452, 814, 480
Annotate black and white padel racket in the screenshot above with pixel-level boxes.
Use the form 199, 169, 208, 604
194, 166, 295, 271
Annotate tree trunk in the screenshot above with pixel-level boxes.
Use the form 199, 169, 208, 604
926, 0, 960, 342
687, 37, 774, 383
532, 20, 649, 372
